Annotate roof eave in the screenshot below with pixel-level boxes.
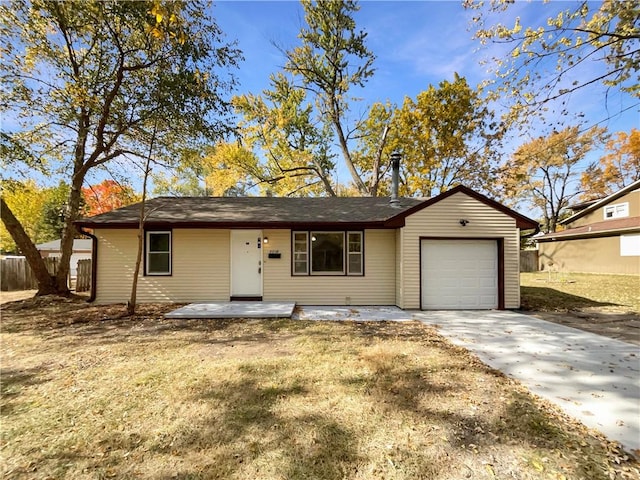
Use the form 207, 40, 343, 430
74, 220, 399, 230
537, 226, 640, 242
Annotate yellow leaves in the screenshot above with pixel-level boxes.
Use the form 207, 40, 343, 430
149, 4, 163, 25
147, 2, 183, 43
149, 26, 163, 40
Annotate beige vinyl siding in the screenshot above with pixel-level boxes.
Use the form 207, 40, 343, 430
94, 229, 230, 304
395, 229, 403, 308
262, 229, 396, 305
539, 236, 640, 275
571, 190, 639, 227
399, 192, 520, 309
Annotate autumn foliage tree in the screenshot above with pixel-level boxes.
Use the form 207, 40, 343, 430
581, 128, 640, 200
233, 73, 336, 196
82, 180, 140, 216
1, 0, 240, 295
499, 126, 606, 233
283, 0, 378, 196
467, 0, 639, 125
388, 75, 502, 197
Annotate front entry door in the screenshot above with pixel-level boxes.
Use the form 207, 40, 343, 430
231, 230, 263, 298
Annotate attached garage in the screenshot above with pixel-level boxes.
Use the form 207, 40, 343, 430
421, 239, 499, 309
396, 187, 538, 310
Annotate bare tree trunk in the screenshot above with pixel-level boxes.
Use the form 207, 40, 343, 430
127, 124, 157, 316
369, 124, 390, 197
55, 172, 85, 294
1, 198, 58, 295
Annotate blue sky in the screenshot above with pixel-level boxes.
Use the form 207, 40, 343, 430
212, 0, 638, 152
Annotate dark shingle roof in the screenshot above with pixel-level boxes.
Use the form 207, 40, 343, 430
76, 196, 425, 228
74, 186, 540, 230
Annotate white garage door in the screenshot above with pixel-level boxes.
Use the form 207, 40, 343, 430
421, 239, 498, 309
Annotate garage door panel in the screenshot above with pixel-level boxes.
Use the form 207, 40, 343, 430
421, 239, 498, 310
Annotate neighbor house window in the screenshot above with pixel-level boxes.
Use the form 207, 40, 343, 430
604, 203, 629, 219
292, 231, 363, 276
146, 231, 171, 275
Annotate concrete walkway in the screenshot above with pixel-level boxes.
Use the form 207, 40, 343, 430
165, 302, 295, 319
413, 310, 640, 454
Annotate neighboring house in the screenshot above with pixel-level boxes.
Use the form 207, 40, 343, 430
537, 180, 640, 275
75, 185, 538, 310
36, 238, 93, 277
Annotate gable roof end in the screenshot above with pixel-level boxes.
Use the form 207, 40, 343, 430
385, 185, 539, 230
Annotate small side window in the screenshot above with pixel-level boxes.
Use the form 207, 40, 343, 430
293, 232, 308, 275
146, 231, 171, 275
347, 232, 363, 275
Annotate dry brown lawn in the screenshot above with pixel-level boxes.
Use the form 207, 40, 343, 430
521, 273, 640, 314
1, 297, 638, 479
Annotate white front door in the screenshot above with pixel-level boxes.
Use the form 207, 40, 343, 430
231, 230, 263, 298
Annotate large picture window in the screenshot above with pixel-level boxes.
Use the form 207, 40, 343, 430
292, 231, 363, 276
146, 231, 171, 275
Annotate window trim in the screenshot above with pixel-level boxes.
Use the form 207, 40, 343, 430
292, 231, 309, 275
145, 230, 172, 276
291, 230, 364, 277
603, 202, 629, 220
346, 231, 363, 276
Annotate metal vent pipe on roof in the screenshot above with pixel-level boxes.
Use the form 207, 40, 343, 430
390, 152, 401, 207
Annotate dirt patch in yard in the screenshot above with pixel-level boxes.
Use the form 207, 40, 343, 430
0, 290, 38, 305
520, 273, 640, 346
527, 310, 640, 346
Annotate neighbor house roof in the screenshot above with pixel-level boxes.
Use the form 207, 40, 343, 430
36, 239, 93, 251
561, 180, 640, 226
75, 185, 539, 230
537, 217, 640, 242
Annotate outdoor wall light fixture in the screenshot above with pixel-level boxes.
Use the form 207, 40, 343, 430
459, 219, 469, 226
263, 237, 269, 244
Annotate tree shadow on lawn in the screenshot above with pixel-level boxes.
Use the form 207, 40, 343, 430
151, 352, 622, 480
520, 286, 618, 312
4, 318, 636, 479
0, 365, 52, 415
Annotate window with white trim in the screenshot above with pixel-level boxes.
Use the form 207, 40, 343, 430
604, 202, 629, 219
292, 231, 363, 276
146, 231, 171, 275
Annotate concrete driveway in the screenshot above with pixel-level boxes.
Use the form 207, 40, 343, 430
413, 310, 640, 454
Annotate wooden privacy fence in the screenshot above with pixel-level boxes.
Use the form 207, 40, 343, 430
1, 257, 59, 291
0, 257, 92, 292
520, 250, 539, 272
76, 259, 92, 292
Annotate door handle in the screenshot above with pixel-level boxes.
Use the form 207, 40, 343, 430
258, 267, 262, 274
